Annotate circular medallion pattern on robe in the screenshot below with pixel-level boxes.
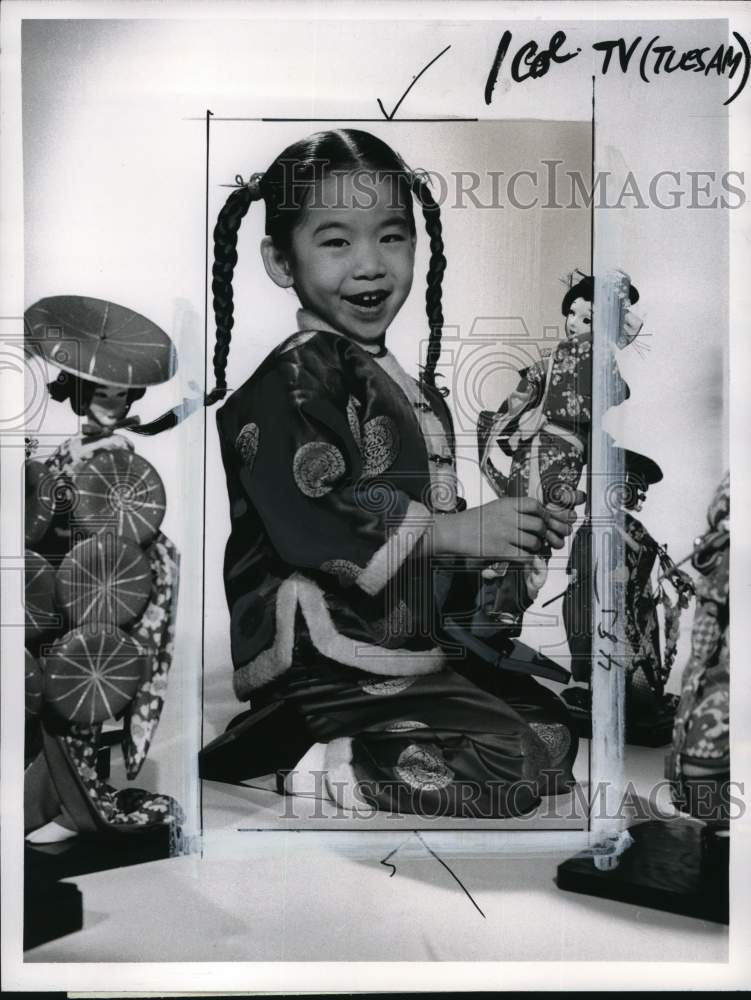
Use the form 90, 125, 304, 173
320, 558, 363, 587
25, 460, 54, 546
373, 598, 413, 640
25, 550, 58, 643
521, 727, 552, 778
56, 534, 151, 629
395, 742, 454, 791
345, 396, 362, 449
235, 422, 260, 468
529, 722, 571, 765
43, 625, 147, 726
360, 676, 417, 696
382, 719, 429, 733
361, 416, 399, 478
293, 441, 346, 498
25, 649, 44, 718
71, 449, 166, 546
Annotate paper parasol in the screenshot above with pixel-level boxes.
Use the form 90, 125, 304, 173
24, 295, 176, 388
56, 534, 151, 630
25, 460, 55, 547
25, 550, 59, 643
25, 649, 44, 718
71, 449, 166, 545
43, 626, 147, 725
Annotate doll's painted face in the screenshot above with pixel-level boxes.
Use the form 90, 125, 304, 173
565, 297, 592, 338
87, 385, 131, 429
274, 173, 416, 349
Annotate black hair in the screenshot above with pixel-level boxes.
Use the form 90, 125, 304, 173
208, 129, 447, 404
561, 275, 640, 317
46, 372, 145, 415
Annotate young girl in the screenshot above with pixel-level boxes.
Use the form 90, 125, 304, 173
207, 129, 581, 818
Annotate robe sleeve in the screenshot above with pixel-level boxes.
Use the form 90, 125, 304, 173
219, 361, 434, 598
495, 366, 546, 457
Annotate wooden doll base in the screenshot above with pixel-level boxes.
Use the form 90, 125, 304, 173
24, 873, 83, 951
556, 819, 729, 925
561, 686, 677, 747
24, 824, 175, 951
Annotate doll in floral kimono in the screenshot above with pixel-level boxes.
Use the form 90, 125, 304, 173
667, 472, 729, 821
476, 274, 644, 637
24, 296, 184, 842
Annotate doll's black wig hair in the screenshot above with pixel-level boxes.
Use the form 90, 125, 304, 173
562, 275, 640, 317
207, 129, 448, 403
47, 372, 145, 415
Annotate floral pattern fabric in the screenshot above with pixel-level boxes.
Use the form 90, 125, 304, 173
670, 473, 729, 807
477, 331, 614, 636
122, 532, 180, 778
64, 724, 184, 830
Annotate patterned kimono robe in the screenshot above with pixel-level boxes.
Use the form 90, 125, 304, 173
215, 311, 578, 818
24, 432, 182, 836
668, 473, 729, 817
476, 331, 629, 635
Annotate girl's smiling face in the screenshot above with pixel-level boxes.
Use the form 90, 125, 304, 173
263, 173, 416, 349
565, 296, 592, 338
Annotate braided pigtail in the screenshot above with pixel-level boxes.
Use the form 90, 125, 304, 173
207, 176, 263, 405
411, 172, 448, 397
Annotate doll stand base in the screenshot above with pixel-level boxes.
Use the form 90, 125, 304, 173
561, 686, 677, 747
555, 818, 729, 924
24, 824, 175, 951
24, 868, 83, 951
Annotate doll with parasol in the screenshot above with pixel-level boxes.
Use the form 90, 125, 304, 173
23, 295, 195, 842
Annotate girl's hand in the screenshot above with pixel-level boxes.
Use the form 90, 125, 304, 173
543, 499, 584, 548
432, 495, 580, 561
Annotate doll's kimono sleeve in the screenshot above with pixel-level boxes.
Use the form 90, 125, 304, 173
220, 362, 433, 597
477, 364, 545, 495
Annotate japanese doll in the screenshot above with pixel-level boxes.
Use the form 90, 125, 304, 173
24, 295, 184, 842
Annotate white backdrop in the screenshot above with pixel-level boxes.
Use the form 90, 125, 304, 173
20, 13, 728, 767
5, 1, 748, 992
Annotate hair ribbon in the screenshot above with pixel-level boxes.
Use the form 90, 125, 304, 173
219, 172, 265, 198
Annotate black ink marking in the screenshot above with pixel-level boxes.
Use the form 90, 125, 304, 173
414, 831, 486, 918
484, 30, 513, 104
728, 31, 750, 105
379, 834, 417, 878
380, 848, 399, 878
487, 31, 751, 107
640, 35, 659, 84
199, 106, 213, 856
597, 649, 626, 673
377, 45, 452, 120
484, 29, 580, 103
188, 116, 479, 123
591, 37, 642, 74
